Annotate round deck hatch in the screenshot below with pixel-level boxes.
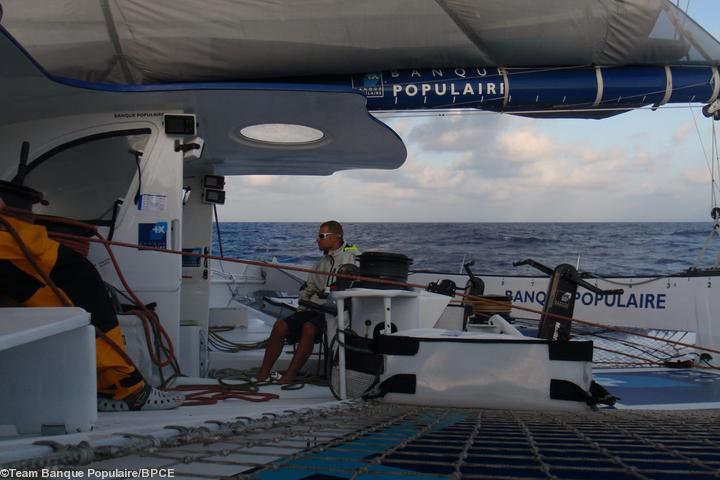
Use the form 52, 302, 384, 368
236, 123, 324, 145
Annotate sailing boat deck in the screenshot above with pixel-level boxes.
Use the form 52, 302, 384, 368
4, 398, 720, 479
2, 319, 720, 475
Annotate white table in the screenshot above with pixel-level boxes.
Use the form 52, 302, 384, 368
0, 307, 96, 434
331, 288, 418, 399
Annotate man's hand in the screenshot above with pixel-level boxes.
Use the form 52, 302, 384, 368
298, 299, 337, 316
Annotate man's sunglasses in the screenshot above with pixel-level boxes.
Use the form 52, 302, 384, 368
317, 232, 338, 239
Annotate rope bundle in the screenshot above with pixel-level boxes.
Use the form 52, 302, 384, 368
465, 294, 512, 320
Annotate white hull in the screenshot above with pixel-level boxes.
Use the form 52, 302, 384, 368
378, 327, 594, 412
409, 271, 720, 354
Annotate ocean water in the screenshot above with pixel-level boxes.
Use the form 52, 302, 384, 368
212, 222, 720, 276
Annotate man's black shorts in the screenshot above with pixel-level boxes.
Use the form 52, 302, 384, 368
284, 310, 325, 344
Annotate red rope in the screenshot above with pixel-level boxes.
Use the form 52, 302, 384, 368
49, 230, 720, 357
2, 207, 176, 368
7, 204, 719, 359
167, 385, 280, 406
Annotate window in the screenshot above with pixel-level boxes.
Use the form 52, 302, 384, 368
24, 129, 152, 221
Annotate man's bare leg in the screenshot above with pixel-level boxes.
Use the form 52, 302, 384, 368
281, 322, 317, 384
257, 319, 288, 381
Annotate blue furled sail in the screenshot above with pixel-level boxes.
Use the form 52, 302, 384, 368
349, 65, 719, 118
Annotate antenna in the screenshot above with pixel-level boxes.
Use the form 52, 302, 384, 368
0, 141, 45, 209
13, 141, 30, 186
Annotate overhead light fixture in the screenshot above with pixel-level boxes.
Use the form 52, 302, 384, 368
236, 123, 324, 145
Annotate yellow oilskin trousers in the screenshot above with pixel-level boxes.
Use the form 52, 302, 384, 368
0, 214, 145, 400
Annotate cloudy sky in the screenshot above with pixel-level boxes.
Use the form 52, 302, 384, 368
220, 1, 720, 223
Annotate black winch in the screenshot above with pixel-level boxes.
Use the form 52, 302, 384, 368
356, 252, 413, 290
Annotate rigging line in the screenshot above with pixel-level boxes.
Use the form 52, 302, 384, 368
19, 210, 179, 369
690, 101, 714, 180
375, 63, 709, 90
588, 333, 685, 361
594, 360, 657, 366
714, 127, 716, 210
594, 81, 711, 106
213, 203, 225, 272
664, 0, 713, 63
583, 274, 670, 287
592, 345, 662, 365
0, 214, 155, 379
374, 78, 712, 113
713, 122, 720, 207
675, 0, 691, 14
374, 103, 708, 118
547, 80, 711, 111
373, 103, 708, 120
44, 227, 720, 356
9, 207, 709, 356
377, 65, 597, 89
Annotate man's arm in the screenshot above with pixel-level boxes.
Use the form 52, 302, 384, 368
298, 280, 323, 302
297, 256, 327, 307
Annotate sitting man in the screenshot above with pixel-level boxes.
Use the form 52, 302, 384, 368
257, 220, 359, 385
0, 184, 184, 411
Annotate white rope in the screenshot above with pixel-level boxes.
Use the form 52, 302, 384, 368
373, 103, 709, 120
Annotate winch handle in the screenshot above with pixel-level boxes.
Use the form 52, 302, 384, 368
462, 260, 485, 293
463, 260, 475, 277
512, 258, 554, 276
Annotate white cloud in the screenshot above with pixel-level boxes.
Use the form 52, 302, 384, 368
681, 167, 711, 185
242, 175, 274, 187
497, 128, 556, 161
218, 110, 711, 222
672, 120, 695, 143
